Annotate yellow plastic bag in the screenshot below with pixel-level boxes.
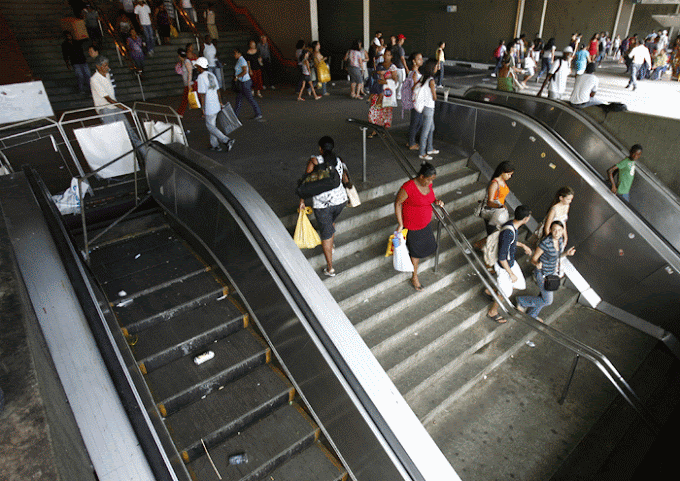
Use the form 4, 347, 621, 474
188, 91, 201, 109
317, 61, 331, 84
294, 207, 321, 249
385, 229, 408, 257
170, 25, 179, 38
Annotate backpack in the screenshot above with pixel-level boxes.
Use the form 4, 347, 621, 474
483, 225, 515, 267
494, 45, 503, 59
175, 61, 183, 75
296, 156, 341, 198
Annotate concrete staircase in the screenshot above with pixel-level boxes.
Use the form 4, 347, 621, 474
0, 0, 251, 112
282, 145, 658, 479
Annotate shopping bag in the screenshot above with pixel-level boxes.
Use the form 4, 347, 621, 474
345, 185, 361, 207
188, 91, 201, 109
217, 103, 242, 135
382, 78, 398, 107
52, 177, 92, 215
393, 232, 414, 272
170, 25, 179, 38
317, 61, 331, 83
385, 229, 408, 257
293, 207, 322, 249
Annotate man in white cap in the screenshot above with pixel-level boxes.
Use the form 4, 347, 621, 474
539, 46, 573, 100
194, 57, 234, 152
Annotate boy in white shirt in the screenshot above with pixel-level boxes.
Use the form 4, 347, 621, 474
195, 57, 234, 152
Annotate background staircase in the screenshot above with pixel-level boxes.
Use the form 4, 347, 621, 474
0, 0, 255, 112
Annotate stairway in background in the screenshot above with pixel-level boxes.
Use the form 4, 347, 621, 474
0, 0, 251, 113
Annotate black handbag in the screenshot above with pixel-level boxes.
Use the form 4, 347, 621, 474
544, 274, 561, 291
296, 158, 341, 198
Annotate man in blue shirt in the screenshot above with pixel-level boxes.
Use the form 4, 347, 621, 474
487, 205, 533, 323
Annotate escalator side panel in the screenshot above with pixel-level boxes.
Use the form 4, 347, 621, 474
435, 97, 680, 339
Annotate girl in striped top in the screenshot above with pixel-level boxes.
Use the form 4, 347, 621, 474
516, 221, 576, 319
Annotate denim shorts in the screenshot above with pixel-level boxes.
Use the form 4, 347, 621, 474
313, 202, 347, 240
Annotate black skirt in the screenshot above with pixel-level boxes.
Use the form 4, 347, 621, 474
406, 224, 437, 259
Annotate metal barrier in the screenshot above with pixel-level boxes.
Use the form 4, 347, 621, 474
346, 116, 660, 434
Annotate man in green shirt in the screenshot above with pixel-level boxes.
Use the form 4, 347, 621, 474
608, 144, 642, 202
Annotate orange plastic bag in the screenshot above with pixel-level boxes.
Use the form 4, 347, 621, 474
294, 207, 321, 249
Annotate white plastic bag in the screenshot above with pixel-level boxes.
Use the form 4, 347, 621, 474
52, 178, 92, 215
392, 232, 414, 272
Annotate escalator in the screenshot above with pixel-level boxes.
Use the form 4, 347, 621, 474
1, 143, 458, 481
431, 93, 680, 350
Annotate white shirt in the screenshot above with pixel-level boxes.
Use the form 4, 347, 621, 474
312, 156, 348, 209
629, 45, 652, 65
548, 58, 569, 95
203, 43, 217, 66
90, 71, 116, 112
570, 73, 598, 104
134, 4, 152, 25
196, 71, 221, 116
182, 0, 193, 8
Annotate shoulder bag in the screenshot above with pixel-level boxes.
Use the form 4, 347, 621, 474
296, 157, 341, 198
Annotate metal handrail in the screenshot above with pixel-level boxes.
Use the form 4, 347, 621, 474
346, 116, 660, 434
88, 1, 145, 100
172, 0, 202, 51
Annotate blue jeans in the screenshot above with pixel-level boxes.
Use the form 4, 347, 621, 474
73, 63, 90, 93
205, 112, 230, 148
517, 270, 554, 318
408, 108, 423, 147
437, 61, 444, 86
617, 193, 630, 202
537, 58, 551, 80
492, 57, 503, 76
142, 24, 155, 53
629, 63, 641, 88
235, 79, 262, 117
419, 107, 435, 156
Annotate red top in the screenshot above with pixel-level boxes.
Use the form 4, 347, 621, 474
402, 179, 435, 230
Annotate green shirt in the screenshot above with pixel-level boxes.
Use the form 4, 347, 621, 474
616, 157, 636, 195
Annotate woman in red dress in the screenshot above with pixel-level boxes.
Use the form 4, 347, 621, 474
394, 162, 445, 290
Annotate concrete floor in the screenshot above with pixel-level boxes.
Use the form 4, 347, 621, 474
0, 59, 676, 479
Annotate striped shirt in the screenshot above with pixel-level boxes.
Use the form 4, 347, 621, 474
538, 235, 563, 275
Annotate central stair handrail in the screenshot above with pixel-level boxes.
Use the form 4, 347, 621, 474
346, 117, 660, 434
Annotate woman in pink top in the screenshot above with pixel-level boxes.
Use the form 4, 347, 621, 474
394, 162, 445, 290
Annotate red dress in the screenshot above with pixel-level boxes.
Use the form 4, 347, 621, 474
402, 179, 435, 230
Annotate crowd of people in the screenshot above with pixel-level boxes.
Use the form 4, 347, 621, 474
492, 29, 680, 102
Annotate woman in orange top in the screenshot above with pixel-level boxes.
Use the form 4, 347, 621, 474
474, 161, 515, 250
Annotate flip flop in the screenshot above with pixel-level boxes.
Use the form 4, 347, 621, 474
487, 313, 507, 324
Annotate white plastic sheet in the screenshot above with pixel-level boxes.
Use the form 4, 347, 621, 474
74, 121, 137, 178
143, 120, 187, 145
392, 233, 414, 272
52, 177, 92, 215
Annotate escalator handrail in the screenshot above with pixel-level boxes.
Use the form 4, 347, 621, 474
464, 87, 680, 220
22, 166, 185, 481
147, 141, 440, 481
345, 117, 660, 434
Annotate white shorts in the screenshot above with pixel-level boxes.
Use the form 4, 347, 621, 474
494, 261, 526, 298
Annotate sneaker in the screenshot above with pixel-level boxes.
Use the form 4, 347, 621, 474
427, 149, 440, 155
210, 145, 223, 152
409, 144, 419, 150
419, 154, 433, 161
225, 139, 235, 151
254, 115, 264, 122
270, 85, 276, 90
323, 268, 336, 277
490, 73, 497, 77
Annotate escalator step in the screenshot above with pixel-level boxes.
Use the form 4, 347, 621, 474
88, 227, 177, 269
147, 327, 270, 416
186, 403, 319, 481
134, 299, 246, 374
266, 441, 347, 481
100, 253, 208, 303
112, 271, 224, 333
91, 239, 193, 281
166, 365, 293, 463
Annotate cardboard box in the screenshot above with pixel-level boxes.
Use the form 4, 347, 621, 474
60, 17, 89, 41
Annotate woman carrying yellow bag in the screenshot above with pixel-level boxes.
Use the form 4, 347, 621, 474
311, 41, 331, 96
294, 207, 322, 249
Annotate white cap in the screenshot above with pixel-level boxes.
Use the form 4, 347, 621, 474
563, 46, 573, 54
193, 57, 209, 69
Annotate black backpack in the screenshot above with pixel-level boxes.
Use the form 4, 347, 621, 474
296, 157, 341, 198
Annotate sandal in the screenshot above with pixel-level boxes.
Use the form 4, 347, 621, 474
367, 132, 377, 139
487, 312, 507, 324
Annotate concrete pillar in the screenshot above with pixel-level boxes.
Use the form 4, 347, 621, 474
310, 0, 319, 41
625, 2, 636, 38
538, 0, 548, 39
514, 0, 526, 38
364, 0, 370, 52
612, 0, 624, 40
